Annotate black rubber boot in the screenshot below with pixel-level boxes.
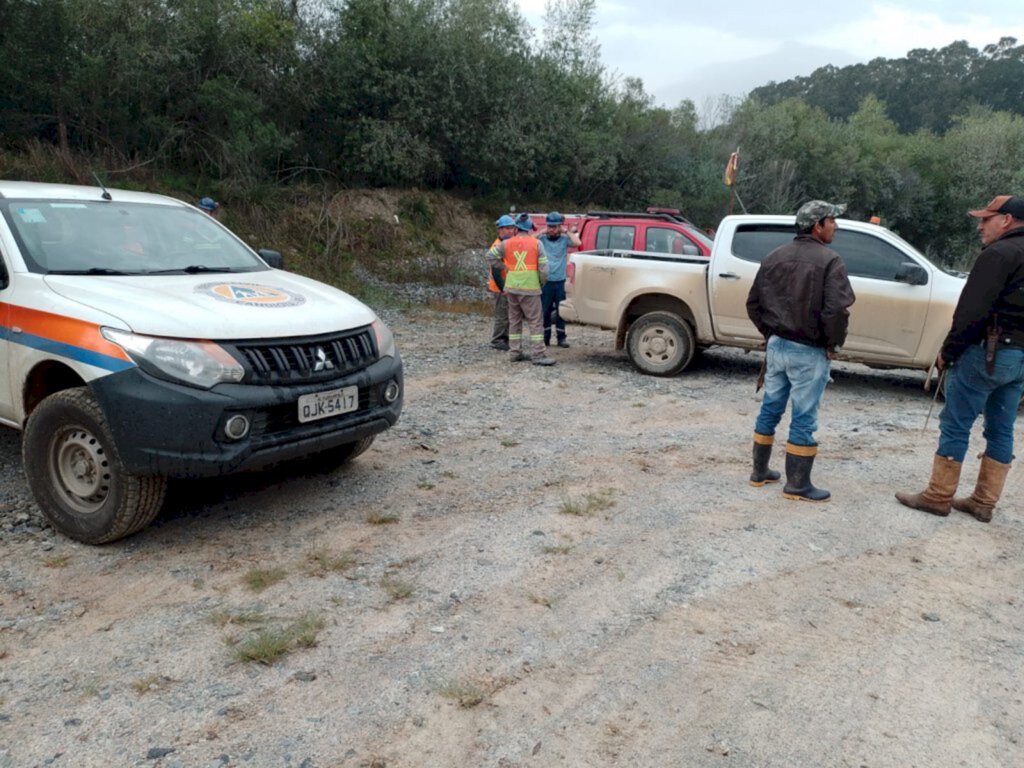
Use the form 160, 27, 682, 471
749, 434, 781, 487
782, 446, 830, 502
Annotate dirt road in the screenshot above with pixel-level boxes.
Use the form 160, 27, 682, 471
1, 307, 1022, 767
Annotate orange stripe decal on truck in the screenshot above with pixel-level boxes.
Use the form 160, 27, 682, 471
1, 304, 134, 372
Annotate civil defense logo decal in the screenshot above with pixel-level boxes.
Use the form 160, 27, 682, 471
194, 282, 306, 308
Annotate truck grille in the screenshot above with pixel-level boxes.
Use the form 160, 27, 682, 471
224, 328, 377, 385
246, 387, 379, 447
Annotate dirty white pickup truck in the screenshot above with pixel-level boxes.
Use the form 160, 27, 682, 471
559, 214, 965, 378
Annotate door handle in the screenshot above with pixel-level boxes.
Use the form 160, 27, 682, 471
717, 272, 740, 279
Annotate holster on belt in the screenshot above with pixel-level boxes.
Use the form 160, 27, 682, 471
985, 317, 1001, 375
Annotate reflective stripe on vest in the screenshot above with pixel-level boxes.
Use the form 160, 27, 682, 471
487, 236, 507, 293
502, 235, 541, 292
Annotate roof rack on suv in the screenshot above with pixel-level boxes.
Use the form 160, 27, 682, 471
586, 209, 695, 226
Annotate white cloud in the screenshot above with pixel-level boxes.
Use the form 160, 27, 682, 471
511, 1, 1024, 106
817, 5, 1011, 60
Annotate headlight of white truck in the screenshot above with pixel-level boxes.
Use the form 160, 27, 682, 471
102, 328, 245, 389
372, 317, 396, 358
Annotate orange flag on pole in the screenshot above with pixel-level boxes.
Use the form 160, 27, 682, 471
724, 150, 739, 187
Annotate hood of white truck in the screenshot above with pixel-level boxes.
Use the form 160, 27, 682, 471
42, 270, 377, 339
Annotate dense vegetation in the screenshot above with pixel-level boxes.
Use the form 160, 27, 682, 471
2, 0, 1024, 269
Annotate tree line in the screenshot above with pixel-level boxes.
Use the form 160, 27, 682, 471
1, 0, 1023, 267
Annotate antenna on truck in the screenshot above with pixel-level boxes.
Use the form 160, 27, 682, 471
91, 172, 112, 201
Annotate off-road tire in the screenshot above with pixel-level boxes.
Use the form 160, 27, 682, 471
626, 311, 696, 376
23, 387, 167, 544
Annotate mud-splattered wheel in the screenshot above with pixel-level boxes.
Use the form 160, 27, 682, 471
626, 311, 696, 376
23, 388, 166, 544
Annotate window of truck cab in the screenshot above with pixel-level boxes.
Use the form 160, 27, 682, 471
645, 225, 704, 256
594, 225, 635, 250
730, 224, 925, 282
1, 199, 266, 275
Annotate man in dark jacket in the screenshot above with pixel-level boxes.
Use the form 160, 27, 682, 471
896, 195, 1024, 522
746, 200, 856, 502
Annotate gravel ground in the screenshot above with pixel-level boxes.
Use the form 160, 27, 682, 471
1, 275, 1023, 768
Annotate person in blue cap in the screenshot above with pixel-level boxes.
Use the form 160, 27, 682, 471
197, 197, 220, 216
487, 215, 517, 350
539, 212, 581, 347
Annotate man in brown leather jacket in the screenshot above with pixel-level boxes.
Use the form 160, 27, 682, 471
896, 195, 1024, 522
746, 200, 856, 502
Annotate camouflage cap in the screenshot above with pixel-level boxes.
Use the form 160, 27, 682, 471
795, 200, 847, 229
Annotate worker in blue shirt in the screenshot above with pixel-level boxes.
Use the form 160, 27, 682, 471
539, 212, 581, 347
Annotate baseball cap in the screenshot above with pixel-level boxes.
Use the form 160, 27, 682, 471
198, 197, 219, 212
495, 214, 515, 228
968, 195, 1024, 220
795, 200, 846, 229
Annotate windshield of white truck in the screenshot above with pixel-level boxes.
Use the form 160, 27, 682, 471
1, 200, 267, 275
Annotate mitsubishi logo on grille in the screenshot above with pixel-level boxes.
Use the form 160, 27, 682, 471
313, 346, 334, 372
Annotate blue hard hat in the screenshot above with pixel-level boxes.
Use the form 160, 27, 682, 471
545, 211, 564, 225
198, 197, 218, 212
495, 214, 515, 228
515, 213, 534, 232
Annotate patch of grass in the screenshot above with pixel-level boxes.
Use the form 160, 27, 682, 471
231, 613, 325, 665
436, 678, 487, 709
232, 629, 292, 665
242, 567, 288, 592
381, 577, 415, 602
541, 544, 573, 555
79, 677, 104, 700
367, 513, 400, 525
417, 481, 436, 490
528, 593, 554, 608
500, 439, 520, 448
131, 674, 169, 695
583, 489, 617, 513
209, 608, 267, 627
43, 553, 72, 568
560, 488, 617, 516
399, 192, 436, 229
441, 470, 457, 479
559, 497, 585, 516
290, 614, 326, 648
304, 549, 357, 577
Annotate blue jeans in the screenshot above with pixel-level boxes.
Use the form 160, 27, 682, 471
937, 342, 1024, 463
754, 336, 831, 446
541, 280, 567, 343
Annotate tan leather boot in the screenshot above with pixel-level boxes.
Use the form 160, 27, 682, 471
895, 455, 962, 516
952, 455, 1010, 523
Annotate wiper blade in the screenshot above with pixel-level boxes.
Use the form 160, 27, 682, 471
47, 268, 130, 275
144, 265, 235, 274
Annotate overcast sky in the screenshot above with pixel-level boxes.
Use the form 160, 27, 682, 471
516, 1, 1021, 110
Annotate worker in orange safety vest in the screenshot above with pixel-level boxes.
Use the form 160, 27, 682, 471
487, 213, 554, 365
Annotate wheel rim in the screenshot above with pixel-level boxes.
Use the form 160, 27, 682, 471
637, 325, 681, 368
49, 427, 111, 515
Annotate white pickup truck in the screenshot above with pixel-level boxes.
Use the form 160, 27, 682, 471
559, 214, 965, 378
1, 181, 403, 544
